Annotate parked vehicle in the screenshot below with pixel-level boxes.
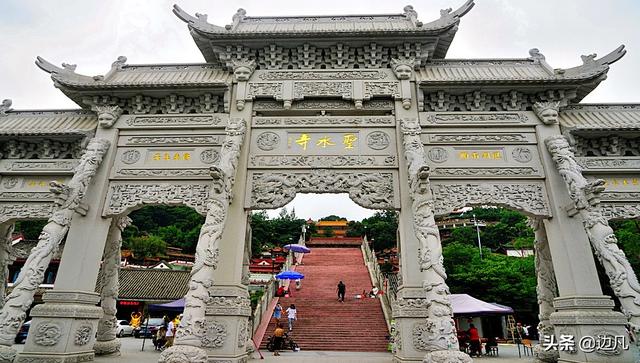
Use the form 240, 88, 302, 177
14, 320, 31, 344
134, 318, 165, 339
116, 320, 134, 337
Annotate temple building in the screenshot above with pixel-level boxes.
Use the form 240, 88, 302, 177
0, 2, 639, 363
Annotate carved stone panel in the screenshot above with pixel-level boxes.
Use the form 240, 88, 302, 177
103, 182, 210, 216
600, 203, 640, 220
111, 147, 221, 179
252, 116, 395, 128
119, 114, 228, 129
247, 170, 399, 210
255, 69, 390, 81
577, 157, 640, 172
431, 181, 551, 217
248, 127, 397, 168
420, 112, 535, 126
0, 202, 53, 223
253, 99, 394, 112
0, 160, 79, 173
0, 176, 70, 202
422, 145, 545, 179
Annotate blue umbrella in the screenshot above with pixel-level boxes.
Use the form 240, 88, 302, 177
275, 271, 305, 280
283, 244, 311, 253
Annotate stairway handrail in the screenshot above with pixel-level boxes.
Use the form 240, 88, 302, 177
361, 238, 393, 332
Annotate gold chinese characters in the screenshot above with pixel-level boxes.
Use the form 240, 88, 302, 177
290, 133, 358, 151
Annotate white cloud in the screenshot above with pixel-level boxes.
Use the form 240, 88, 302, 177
1, 1, 638, 220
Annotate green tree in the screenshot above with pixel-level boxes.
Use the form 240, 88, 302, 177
14, 220, 47, 240
362, 210, 398, 251
443, 242, 537, 323
611, 219, 640, 274
320, 215, 347, 221
124, 234, 167, 258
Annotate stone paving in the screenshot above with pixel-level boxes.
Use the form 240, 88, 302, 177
15, 337, 538, 362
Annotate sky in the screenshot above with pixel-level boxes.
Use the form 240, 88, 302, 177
1, 0, 638, 221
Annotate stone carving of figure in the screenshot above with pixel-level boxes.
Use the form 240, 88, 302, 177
0, 224, 15, 309
93, 105, 123, 129
232, 60, 255, 83
0, 99, 12, 116
532, 101, 560, 125
160, 120, 246, 362
390, 58, 415, 109
0, 138, 110, 354
95, 216, 132, 355
546, 135, 640, 332
545, 136, 605, 209
400, 119, 470, 362
528, 48, 546, 61
391, 58, 415, 80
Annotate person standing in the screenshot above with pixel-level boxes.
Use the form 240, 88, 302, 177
272, 323, 285, 356
286, 304, 297, 332
468, 324, 481, 357
337, 281, 346, 302
164, 315, 176, 349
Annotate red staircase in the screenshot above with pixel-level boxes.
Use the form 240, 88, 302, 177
260, 247, 389, 352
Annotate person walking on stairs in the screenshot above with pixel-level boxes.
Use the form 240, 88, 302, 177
337, 280, 346, 302
286, 304, 297, 332
273, 302, 283, 323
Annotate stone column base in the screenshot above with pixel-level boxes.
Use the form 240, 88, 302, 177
159, 345, 207, 363
93, 338, 121, 356
423, 350, 472, 363
392, 287, 452, 362
0, 345, 17, 363
550, 295, 637, 363
203, 285, 252, 363
16, 290, 102, 363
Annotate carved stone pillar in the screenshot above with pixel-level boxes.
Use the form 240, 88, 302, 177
535, 118, 635, 362
159, 118, 247, 363
0, 223, 14, 309
94, 216, 132, 356
395, 118, 471, 363
530, 218, 559, 363
0, 138, 111, 363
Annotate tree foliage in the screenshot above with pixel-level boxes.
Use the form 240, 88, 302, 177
14, 220, 47, 240
446, 208, 534, 251
124, 234, 167, 258
122, 205, 204, 254
249, 208, 308, 256
443, 242, 537, 322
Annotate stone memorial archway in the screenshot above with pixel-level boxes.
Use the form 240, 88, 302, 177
0, 2, 639, 363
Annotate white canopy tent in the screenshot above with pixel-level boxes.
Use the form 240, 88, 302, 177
450, 294, 514, 316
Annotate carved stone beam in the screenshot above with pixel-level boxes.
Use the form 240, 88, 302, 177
160, 119, 246, 363
0, 138, 110, 360
545, 135, 640, 332
94, 216, 132, 356
399, 118, 471, 363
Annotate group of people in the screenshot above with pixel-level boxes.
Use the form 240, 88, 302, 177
460, 324, 498, 357
338, 280, 381, 302
271, 303, 298, 356
154, 315, 181, 351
